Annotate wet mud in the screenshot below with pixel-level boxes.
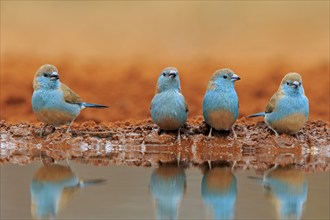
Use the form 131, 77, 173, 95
1, 118, 329, 172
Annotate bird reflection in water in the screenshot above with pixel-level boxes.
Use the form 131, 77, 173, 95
263, 164, 307, 220
30, 162, 105, 219
149, 162, 186, 220
201, 161, 237, 220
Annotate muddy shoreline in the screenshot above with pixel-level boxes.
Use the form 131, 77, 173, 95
1, 118, 329, 172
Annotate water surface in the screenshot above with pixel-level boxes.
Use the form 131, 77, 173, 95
1, 161, 329, 219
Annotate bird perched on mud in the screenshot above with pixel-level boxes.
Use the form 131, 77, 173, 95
150, 67, 188, 141
32, 64, 108, 133
247, 72, 309, 136
202, 68, 240, 138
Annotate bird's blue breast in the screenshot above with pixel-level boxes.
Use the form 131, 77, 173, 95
266, 94, 309, 122
203, 89, 239, 117
201, 170, 237, 220
32, 89, 81, 126
149, 168, 186, 219
30, 176, 79, 218
151, 90, 187, 130
32, 89, 80, 114
202, 88, 238, 130
264, 176, 307, 219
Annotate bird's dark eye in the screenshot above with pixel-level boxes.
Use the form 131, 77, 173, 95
162, 73, 166, 76
43, 73, 48, 77
286, 82, 290, 85
223, 75, 227, 79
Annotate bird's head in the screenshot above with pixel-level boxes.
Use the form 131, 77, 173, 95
33, 64, 60, 90
207, 68, 240, 90
156, 67, 181, 93
280, 72, 304, 95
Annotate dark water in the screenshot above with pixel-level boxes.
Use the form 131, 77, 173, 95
1, 162, 329, 219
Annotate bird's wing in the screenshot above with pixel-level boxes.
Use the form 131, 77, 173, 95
61, 83, 82, 104
150, 95, 156, 111
178, 91, 188, 113
265, 90, 283, 114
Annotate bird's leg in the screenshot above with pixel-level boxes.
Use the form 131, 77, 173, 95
269, 127, 279, 137
40, 124, 55, 137
263, 163, 278, 182
65, 157, 70, 166
231, 126, 237, 140
157, 127, 162, 135
269, 127, 283, 146
40, 124, 46, 137
231, 160, 237, 172
208, 160, 212, 170
66, 117, 77, 133
177, 152, 181, 166
265, 122, 279, 137
293, 133, 298, 139
177, 128, 181, 145
66, 124, 72, 133
208, 127, 213, 138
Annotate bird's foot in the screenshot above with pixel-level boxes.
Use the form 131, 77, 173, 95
231, 127, 237, 140
208, 127, 213, 138
66, 118, 77, 133
177, 128, 182, 145
39, 125, 55, 137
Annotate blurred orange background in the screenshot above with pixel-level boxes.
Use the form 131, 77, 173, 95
1, 1, 329, 123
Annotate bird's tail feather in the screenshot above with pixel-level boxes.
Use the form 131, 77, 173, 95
82, 102, 108, 108
246, 112, 265, 118
77, 179, 106, 188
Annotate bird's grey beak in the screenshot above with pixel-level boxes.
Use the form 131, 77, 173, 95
168, 70, 177, 78
50, 72, 59, 80
292, 81, 300, 88
231, 74, 240, 81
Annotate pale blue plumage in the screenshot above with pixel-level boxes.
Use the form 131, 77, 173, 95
203, 85, 239, 120
265, 96, 309, 124
265, 81, 309, 122
150, 67, 188, 131
248, 72, 309, 135
31, 171, 79, 218
32, 89, 81, 122
201, 167, 237, 220
30, 164, 105, 219
202, 68, 240, 136
149, 166, 186, 220
263, 166, 307, 219
32, 64, 107, 130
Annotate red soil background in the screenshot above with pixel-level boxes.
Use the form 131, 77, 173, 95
1, 2, 329, 123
